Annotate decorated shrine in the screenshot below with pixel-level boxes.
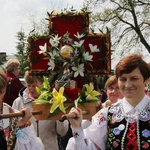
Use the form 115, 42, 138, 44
27, 10, 111, 120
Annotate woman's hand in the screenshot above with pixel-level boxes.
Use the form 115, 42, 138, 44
17, 107, 32, 127
68, 107, 82, 128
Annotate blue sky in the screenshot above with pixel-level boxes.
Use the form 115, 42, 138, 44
0, 0, 84, 55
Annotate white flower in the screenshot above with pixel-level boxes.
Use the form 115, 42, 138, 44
73, 40, 84, 47
83, 52, 93, 61
74, 32, 85, 39
72, 64, 84, 77
62, 32, 72, 43
39, 43, 47, 54
47, 60, 55, 71
49, 34, 61, 47
48, 50, 58, 60
89, 44, 100, 52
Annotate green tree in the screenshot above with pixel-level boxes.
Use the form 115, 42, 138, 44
83, 0, 150, 60
0, 52, 7, 67
15, 29, 28, 77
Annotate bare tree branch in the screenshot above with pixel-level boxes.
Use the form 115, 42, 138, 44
84, 0, 150, 56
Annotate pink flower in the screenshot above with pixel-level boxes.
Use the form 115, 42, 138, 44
113, 141, 119, 147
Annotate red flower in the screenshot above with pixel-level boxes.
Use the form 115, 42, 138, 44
142, 142, 149, 149
110, 118, 116, 125
64, 88, 81, 101
113, 141, 119, 148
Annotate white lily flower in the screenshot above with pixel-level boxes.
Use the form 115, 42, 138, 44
72, 64, 84, 77
39, 43, 47, 54
74, 32, 85, 39
49, 34, 61, 47
83, 52, 93, 61
62, 32, 72, 43
48, 50, 58, 60
73, 40, 84, 47
47, 60, 55, 71
89, 44, 100, 52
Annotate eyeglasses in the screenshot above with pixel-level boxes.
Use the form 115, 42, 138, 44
107, 87, 120, 91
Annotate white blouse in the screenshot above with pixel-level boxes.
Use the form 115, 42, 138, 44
2, 103, 44, 150
66, 95, 150, 150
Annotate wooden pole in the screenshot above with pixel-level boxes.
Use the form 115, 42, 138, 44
0, 110, 90, 120
61, 110, 90, 121
0, 111, 42, 119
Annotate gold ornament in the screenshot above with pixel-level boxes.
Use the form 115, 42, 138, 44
59, 45, 74, 60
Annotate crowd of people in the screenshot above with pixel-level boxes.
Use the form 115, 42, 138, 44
0, 54, 150, 150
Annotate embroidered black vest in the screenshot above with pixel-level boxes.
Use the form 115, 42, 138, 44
106, 103, 150, 150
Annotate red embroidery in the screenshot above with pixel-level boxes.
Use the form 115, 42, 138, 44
126, 122, 138, 150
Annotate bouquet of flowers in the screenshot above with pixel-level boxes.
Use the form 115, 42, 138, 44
38, 32, 100, 83
33, 76, 100, 116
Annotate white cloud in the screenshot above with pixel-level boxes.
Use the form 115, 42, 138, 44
0, 0, 84, 55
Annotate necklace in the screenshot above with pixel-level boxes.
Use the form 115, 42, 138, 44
121, 121, 129, 150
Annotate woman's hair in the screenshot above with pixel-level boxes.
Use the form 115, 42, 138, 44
0, 69, 7, 93
5, 59, 20, 72
115, 54, 150, 81
24, 71, 44, 84
104, 75, 117, 90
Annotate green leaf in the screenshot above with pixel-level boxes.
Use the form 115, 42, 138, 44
80, 86, 86, 102
43, 76, 50, 87
74, 97, 80, 107
33, 99, 50, 104
36, 87, 41, 94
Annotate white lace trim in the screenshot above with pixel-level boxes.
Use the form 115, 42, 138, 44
16, 126, 44, 150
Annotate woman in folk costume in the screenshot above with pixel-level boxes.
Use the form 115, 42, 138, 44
66, 53, 150, 150
0, 69, 44, 150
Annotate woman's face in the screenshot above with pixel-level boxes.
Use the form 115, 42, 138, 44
118, 67, 147, 103
27, 80, 43, 99
106, 82, 123, 104
14, 66, 20, 76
